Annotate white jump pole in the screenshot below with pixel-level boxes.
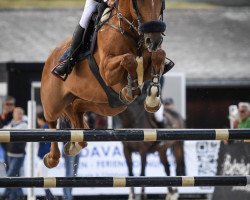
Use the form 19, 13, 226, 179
27, 100, 36, 200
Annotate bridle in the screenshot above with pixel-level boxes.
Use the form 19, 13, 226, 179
104, 0, 166, 55
131, 0, 166, 34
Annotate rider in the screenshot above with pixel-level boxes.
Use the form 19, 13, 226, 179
53, 0, 115, 79
53, 0, 174, 80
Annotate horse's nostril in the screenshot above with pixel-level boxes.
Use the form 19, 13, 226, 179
145, 34, 163, 51
145, 37, 151, 45
159, 37, 163, 46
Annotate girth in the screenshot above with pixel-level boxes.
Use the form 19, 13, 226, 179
87, 54, 126, 108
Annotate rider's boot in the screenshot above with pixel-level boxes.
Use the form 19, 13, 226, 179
163, 57, 175, 74
53, 24, 85, 80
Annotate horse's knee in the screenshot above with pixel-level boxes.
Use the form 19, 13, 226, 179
121, 54, 137, 75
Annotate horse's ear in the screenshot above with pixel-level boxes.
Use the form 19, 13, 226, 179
160, 0, 165, 20
162, 0, 165, 11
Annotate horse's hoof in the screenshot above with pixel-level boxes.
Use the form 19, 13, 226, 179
120, 87, 137, 104
144, 99, 161, 113
144, 83, 161, 113
64, 142, 87, 156
43, 153, 60, 169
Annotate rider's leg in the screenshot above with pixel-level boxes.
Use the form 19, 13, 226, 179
53, 0, 98, 79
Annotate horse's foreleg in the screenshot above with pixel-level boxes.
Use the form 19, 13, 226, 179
159, 148, 180, 200
123, 144, 133, 176
120, 54, 141, 104
140, 153, 147, 177
128, 187, 135, 200
158, 149, 170, 176
140, 152, 147, 200
123, 144, 135, 200
173, 141, 185, 176
144, 49, 166, 113
102, 54, 140, 104
43, 121, 61, 168
158, 148, 174, 200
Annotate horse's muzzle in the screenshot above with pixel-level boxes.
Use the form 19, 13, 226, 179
144, 33, 163, 52
139, 21, 165, 52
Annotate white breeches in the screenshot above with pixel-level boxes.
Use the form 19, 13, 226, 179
79, 0, 99, 29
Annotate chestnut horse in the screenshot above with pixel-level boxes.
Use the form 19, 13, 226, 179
41, 0, 167, 168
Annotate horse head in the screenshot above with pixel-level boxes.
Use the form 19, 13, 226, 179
129, 0, 166, 52
115, 0, 166, 52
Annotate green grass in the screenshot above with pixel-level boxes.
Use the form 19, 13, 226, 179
0, 0, 216, 9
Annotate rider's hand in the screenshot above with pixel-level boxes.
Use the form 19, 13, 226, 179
107, 0, 115, 7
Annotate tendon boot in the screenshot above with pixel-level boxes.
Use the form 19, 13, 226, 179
52, 24, 85, 80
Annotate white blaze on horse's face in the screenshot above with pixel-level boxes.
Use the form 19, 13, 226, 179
152, 0, 155, 8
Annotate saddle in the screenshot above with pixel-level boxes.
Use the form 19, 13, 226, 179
60, 3, 110, 63
59, 3, 125, 108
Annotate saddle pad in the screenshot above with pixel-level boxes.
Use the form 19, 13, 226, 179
100, 8, 112, 23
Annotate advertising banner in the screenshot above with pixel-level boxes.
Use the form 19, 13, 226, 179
0, 141, 220, 196
212, 142, 250, 200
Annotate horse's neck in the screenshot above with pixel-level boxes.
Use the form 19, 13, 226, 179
118, 1, 132, 20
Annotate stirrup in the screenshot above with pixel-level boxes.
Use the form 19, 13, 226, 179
51, 60, 69, 81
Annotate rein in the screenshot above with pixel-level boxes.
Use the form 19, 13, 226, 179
105, 7, 144, 55
104, 0, 166, 56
